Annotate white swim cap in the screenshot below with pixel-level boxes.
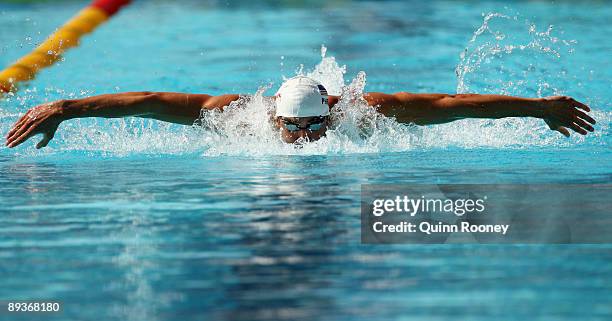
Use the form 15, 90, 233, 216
275, 76, 329, 117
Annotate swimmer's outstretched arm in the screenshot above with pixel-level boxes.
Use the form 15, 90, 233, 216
5, 92, 240, 148
361, 92, 596, 137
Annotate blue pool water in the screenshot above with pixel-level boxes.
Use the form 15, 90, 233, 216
1, 1, 611, 320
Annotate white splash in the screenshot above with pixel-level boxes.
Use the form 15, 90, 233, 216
194, 51, 419, 156
445, 11, 609, 148
456, 12, 577, 96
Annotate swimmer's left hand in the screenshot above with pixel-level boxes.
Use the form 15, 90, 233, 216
540, 96, 596, 137
5, 101, 64, 149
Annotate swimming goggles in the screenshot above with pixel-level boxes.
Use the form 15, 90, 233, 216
280, 116, 327, 132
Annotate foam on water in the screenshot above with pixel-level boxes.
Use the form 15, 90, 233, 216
195, 50, 419, 156
443, 12, 609, 149
1, 14, 609, 157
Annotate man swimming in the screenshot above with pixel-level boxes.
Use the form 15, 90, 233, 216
5, 75, 595, 148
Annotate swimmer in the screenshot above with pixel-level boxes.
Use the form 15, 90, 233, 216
5, 75, 595, 148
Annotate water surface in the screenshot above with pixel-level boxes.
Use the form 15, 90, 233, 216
0, 1, 610, 320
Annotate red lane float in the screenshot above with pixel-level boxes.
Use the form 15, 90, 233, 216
91, 0, 131, 16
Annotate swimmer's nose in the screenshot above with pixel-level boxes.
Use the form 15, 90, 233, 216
297, 130, 309, 139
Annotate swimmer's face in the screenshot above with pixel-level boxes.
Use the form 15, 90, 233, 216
275, 116, 329, 143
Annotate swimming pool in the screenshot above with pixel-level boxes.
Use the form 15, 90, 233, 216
1, 1, 610, 320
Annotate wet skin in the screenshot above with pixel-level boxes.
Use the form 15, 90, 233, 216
4, 92, 595, 149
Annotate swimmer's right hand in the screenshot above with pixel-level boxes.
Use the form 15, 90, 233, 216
5, 100, 65, 149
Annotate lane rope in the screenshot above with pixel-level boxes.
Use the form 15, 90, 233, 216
0, 0, 131, 94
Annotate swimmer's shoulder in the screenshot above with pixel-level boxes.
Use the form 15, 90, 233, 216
202, 94, 241, 110
328, 95, 340, 108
